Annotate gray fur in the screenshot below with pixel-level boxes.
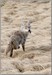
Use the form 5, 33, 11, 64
6, 21, 31, 57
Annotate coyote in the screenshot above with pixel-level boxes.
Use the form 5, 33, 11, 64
6, 21, 32, 57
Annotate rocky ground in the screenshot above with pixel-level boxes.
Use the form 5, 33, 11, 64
1, 0, 51, 74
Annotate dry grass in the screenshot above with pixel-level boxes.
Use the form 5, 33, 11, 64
1, 0, 51, 74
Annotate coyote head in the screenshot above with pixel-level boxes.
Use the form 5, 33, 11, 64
20, 20, 32, 33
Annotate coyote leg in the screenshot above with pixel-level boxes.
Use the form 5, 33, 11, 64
22, 44, 25, 51
10, 48, 13, 57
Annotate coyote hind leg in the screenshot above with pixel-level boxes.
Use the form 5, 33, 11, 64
10, 48, 13, 57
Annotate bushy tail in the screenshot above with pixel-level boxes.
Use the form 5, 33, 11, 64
5, 46, 10, 55
5, 43, 12, 55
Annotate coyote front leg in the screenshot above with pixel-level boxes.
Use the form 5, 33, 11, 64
22, 44, 25, 51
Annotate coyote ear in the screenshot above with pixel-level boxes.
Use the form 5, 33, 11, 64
20, 20, 25, 31
27, 21, 31, 33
